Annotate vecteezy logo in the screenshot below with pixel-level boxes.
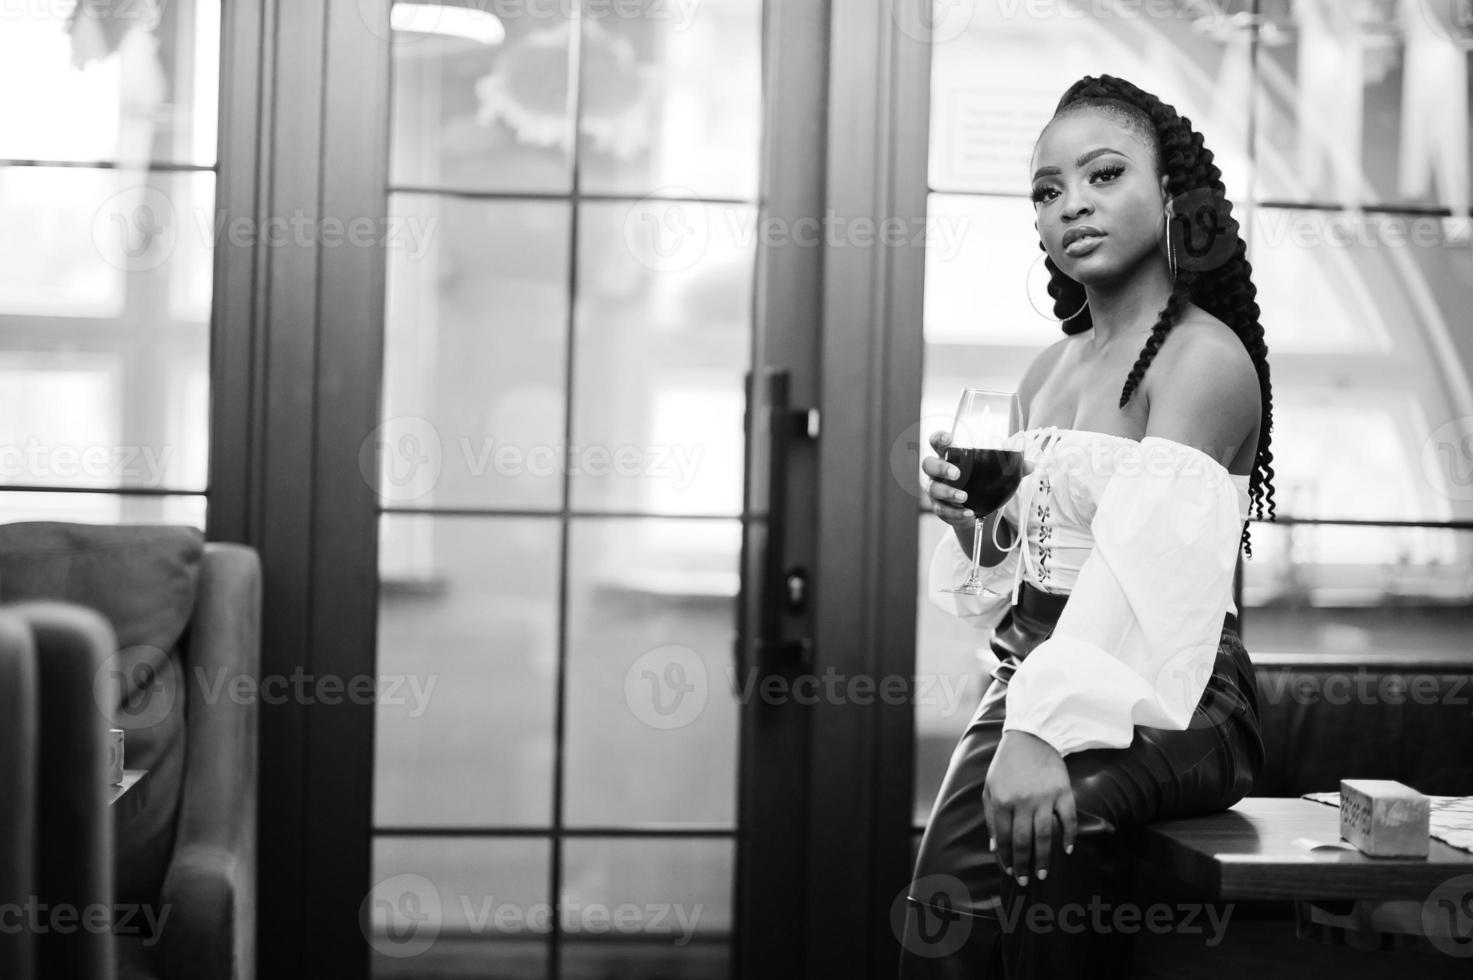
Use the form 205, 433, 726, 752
94, 647, 178, 731
1421, 873, 1473, 957
92, 185, 179, 273
363, 873, 442, 958
1420, 417, 1473, 502
1421, 0, 1473, 45
623, 189, 711, 274
888, 0, 976, 45
359, 416, 443, 503
1167, 187, 1238, 275
624, 645, 708, 730
891, 416, 961, 506
1153, 641, 1225, 731
890, 874, 973, 959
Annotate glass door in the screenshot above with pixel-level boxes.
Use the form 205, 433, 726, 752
210, 1, 927, 973
363, 2, 803, 976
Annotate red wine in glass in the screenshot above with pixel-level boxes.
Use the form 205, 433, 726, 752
942, 447, 1024, 516
939, 388, 1022, 596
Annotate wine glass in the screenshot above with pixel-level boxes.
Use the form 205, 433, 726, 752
938, 388, 1024, 596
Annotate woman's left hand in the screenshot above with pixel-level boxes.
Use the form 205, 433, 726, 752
983, 730, 1078, 886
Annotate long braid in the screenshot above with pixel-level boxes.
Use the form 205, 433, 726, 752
1043, 74, 1277, 559
1119, 277, 1191, 409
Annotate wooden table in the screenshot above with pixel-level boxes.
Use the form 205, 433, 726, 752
1138, 798, 1473, 901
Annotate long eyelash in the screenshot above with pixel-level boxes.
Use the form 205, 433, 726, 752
1031, 163, 1126, 203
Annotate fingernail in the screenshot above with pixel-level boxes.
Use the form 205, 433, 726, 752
1037, 869, 1048, 881
949, 466, 959, 479
1065, 844, 1074, 855
1003, 866, 1012, 876
988, 837, 996, 852
1017, 875, 1029, 886
956, 491, 967, 502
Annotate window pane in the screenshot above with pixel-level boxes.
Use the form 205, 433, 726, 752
1264, 390, 1465, 524
0, 0, 219, 166
560, 837, 732, 979
1254, 0, 1473, 211
1248, 207, 1402, 353
925, 193, 1061, 347
570, 201, 751, 516
928, 1, 1253, 201
1, 166, 123, 317
381, 195, 570, 511
913, 517, 992, 826
1242, 522, 1473, 660
1247, 206, 1473, 523
0, 344, 208, 493
564, 518, 739, 829
0, 492, 204, 528
375, 515, 559, 828
0, 167, 215, 323
389, 1, 573, 194
369, 836, 550, 979
577, 0, 761, 200
1250, 206, 1471, 353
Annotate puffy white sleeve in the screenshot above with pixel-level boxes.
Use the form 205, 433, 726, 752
1000, 436, 1242, 757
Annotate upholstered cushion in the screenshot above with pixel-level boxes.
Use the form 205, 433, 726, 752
1251, 665, 1473, 798
0, 521, 203, 906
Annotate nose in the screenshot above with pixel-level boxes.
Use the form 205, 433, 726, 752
1058, 181, 1094, 221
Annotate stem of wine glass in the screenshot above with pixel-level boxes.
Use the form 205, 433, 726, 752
967, 516, 984, 586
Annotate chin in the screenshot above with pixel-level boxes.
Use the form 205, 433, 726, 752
1057, 255, 1121, 287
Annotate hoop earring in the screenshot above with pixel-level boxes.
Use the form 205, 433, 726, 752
1163, 209, 1178, 280
1026, 250, 1089, 322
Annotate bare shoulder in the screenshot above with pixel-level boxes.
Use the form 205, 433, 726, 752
1154, 308, 1259, 394
1144, 308, 1261, 465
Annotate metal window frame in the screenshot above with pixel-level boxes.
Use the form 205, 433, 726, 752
800, 1, 931, 975
210, 0, 388, 973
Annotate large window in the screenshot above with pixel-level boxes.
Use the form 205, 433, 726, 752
0, 1, 220, 527
913, 0, 1473, 826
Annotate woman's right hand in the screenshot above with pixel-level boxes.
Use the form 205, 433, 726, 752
923, 431, 975, 528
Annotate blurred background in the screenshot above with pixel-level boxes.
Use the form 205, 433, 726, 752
2, 0, 1471, 977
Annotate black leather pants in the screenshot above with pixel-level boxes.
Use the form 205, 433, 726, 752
899, 582, 1265, 979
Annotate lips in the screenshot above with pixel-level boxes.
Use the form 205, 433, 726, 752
1062, 226, 1106, 257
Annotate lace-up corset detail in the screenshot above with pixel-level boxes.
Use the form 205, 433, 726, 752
998, 426, 1253, 607
1034, 474, 1053, 584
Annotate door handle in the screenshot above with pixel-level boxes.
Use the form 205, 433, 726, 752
755, 368, 815, 675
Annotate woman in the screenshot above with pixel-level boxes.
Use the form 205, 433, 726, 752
900, 75, 1277, 978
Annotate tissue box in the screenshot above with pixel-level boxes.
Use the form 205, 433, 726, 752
106, 729, 125, 786
1339, 779, 1429, 858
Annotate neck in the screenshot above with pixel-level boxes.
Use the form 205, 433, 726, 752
1081, 258, 1177, 351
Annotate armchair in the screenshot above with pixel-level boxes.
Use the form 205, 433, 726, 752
0, 523, 259, 980
0, 600, 120, 980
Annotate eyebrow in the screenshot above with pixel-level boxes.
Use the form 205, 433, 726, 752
1032, 146, 1128, 181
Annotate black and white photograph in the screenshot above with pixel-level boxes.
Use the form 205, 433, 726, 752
1, 1, 1472, 978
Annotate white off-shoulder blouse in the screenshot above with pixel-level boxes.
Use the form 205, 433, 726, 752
927, 427, 1253, 757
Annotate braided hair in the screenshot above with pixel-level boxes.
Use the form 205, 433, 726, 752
1037, 74, 1276, 558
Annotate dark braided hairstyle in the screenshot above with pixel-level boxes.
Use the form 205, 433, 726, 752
1037, 74, 1276, 558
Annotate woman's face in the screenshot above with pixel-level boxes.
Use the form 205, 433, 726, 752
1029, 108, 1169, 287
